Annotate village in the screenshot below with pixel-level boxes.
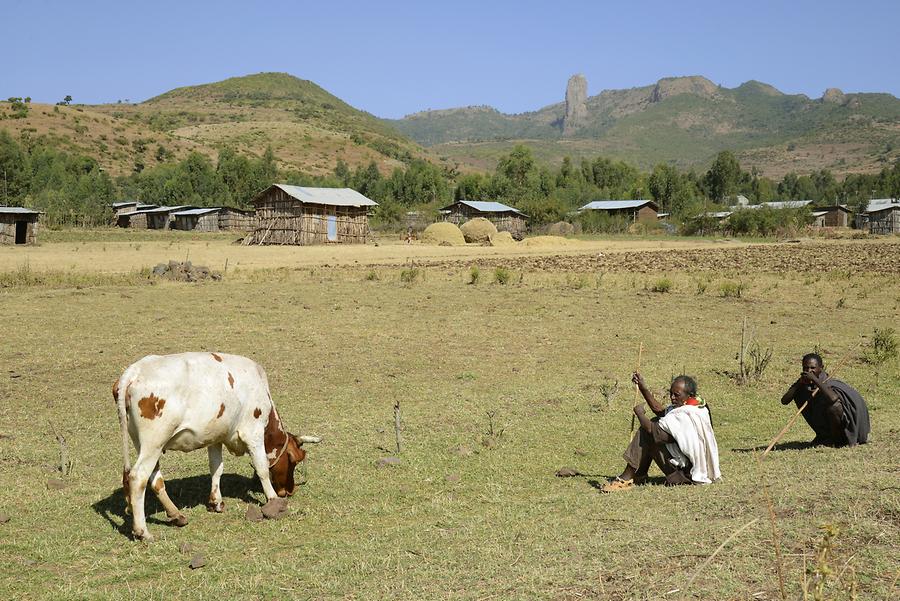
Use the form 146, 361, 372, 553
3, 186, 899, 246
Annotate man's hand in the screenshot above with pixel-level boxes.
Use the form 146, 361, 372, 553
802, 370, 822, 386
631, 372, 645, 388
633, 404, 645, 416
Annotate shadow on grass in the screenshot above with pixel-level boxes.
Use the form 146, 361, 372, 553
91, 473, 261, 539
730, 440, 818, 453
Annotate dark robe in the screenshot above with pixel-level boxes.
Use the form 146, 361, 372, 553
794, 373, 870, 445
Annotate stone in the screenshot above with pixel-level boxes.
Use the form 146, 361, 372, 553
189, 554, 206, 569
260, 497, 289, 520
376, 456, 402, 468
563, 74, 588, 135
556, 467, 580, 477
245, 504, 264, 523
179, 542, 193, 554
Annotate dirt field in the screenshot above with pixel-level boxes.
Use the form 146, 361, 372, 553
0, 232, 897, 600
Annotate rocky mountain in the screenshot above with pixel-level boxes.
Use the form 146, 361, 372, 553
390, 75, 900, 177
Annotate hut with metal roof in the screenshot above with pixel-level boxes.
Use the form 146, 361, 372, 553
245, 184, 377, 245
439, 200, 528, 239
856, 198, 900, 234
578, 200, 659, 222
172, 208, 221, 232
810, 205, 851, 228
0, 207, 41, 245
143, 206, 195, 230
115, 204, 159, 228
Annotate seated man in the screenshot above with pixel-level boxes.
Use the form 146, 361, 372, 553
602, 373, 721, 492
780, 353, 870, 447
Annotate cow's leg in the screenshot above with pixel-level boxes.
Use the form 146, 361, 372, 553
149, 463, 188, 527
206, 444, 225, 512
248, 444, 278, 500
129, 448, 163, 541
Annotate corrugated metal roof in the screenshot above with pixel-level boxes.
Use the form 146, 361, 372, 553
865, 198, 900, 213
141, 205, 195, 214
112, 201, 138, 209
270, 184, 378, 207
173, 208, 220, 217
579, 200, 657, 211
442, 200, 526, 215
0, 206, 41, 215
762, 200, 813, 209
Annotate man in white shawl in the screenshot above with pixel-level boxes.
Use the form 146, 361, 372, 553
602, 373, 721, 492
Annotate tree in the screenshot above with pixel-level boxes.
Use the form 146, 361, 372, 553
705, 151, 742, 202
63, 95, 72, 105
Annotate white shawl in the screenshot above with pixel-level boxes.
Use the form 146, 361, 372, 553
658, 405, 721, 484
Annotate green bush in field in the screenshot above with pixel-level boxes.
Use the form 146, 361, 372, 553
468, 266, 480, 285
720, 280, 745, 298
651, 278, 673, 293
493, 266, 511, 285
400, 268, 420, 284
364, 270, 379, 281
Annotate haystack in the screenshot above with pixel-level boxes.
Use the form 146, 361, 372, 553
521, 235, 581, 248
489, 231, 516, 246
546, 221, 575, 236
460, 218, 497, 243
422, 222, 466, 246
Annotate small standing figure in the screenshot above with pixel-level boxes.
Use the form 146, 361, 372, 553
779, 353, 870, 447
602, 373, 721, 492
406, 225, 413, 244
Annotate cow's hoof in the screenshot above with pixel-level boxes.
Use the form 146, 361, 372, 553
206, 501, 224, 513
134, 530, 154, 542
171, 514, 188, 527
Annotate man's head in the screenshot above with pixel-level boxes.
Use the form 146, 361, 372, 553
802, 353, 824, 374
669, 375, 697, 406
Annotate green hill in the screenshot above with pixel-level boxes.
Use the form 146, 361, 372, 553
389, 76, 900, 178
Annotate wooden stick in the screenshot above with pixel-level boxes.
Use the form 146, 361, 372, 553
393, 400, 402, 455
685, 517, 760, 589
756, 454, 788, 601
629, 342, 644, 434
762, 342, 861, 456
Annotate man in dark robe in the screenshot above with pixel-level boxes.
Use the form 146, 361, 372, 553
780, 353, 870, 447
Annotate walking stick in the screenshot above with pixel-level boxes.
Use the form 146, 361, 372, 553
762, 343, 860, 456
629, 342, 644, 435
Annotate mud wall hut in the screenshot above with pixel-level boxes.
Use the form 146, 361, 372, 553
439, 200, 528, 238
245, 185, 377, 245
143, 206, 195, 230
0, 207, 41, 244
114, 204, 157, 228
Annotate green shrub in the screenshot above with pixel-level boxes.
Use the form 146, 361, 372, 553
364, 270, 379, 281
695, 279, 708, 295
863, 327, 898, 366
651, 278, 672, 293
493, 267, 511, 285
468, 266, 480, 285
720, 280, 745, 298
400, 268, 419, 284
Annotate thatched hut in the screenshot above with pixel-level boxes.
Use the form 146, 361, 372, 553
173, 208, 221, 232
0, 207, 41, 245
245, 184, 377, 245
440, 200, 528, 239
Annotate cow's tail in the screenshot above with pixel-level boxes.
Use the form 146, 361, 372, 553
113, 377, 132, 510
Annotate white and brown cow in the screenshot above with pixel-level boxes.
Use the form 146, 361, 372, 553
113, 352, 320, 540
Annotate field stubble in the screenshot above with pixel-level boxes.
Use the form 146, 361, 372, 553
0, 235, 898, 600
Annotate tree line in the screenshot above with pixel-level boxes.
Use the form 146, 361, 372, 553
1, 127, 898, 230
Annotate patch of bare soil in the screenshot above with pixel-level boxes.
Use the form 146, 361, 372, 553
395, 240, 900, 274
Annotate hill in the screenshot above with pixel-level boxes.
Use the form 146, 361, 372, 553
389, 75, 900, 178
0, 73, 436, 178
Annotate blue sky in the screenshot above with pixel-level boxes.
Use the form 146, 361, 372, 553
3, 0, 898, 118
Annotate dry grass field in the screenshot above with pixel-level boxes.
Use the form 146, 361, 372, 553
0, 232, 898, 600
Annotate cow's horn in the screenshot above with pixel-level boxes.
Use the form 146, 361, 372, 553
298, 435, 322, 444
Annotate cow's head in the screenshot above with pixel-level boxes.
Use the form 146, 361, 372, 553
270, 434, 306, 497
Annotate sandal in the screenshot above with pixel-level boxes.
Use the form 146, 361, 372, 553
601, 476, 635, 493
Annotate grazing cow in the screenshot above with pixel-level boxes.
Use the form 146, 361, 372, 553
113, 352, 320, 541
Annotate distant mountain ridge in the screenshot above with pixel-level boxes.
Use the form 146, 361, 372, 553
389, 75, 900, 177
